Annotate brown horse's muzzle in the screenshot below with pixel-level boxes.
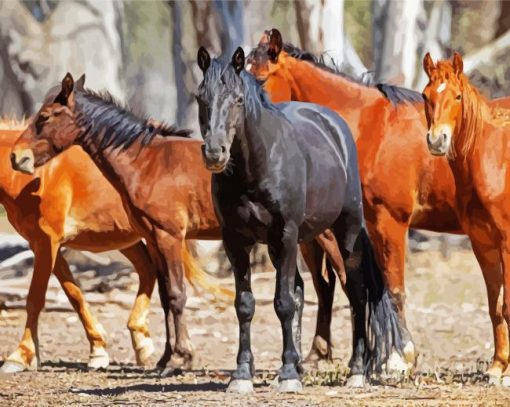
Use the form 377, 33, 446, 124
11, 148, 35, 175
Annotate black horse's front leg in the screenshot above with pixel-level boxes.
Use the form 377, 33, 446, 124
269, 222, 303, 393
223, 229, 256, 394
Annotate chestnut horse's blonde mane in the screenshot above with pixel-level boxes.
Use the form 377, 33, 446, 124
0, 117, 28, 131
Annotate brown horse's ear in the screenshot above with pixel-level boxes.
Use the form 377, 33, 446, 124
197, 46, 211, 74
232, 47, 245, 75
55, 72, 74, 105
452, 52, 463, 76
75, 73, 86, 90
423, 52, 435, 77
268, 28, 282, 63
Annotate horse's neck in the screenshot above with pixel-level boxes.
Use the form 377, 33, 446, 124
234, 110, 278, 182
281, 57, 382, 129
80, 135, 141, 201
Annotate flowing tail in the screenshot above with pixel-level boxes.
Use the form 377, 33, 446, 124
181, 242, 234, 302
358, 227, 405, 374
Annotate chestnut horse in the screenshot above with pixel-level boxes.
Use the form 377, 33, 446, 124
247, 29, 510, 368
422, 52, 510, 385
0, 119, 226, 373
10, 74, 388, 373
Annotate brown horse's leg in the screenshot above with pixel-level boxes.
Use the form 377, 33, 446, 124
365, 206, 415, 368
499, 241, 510, 386
120, 242, 157, 367
300, 239, 336, 363
52, 251, 109, 370
470, 238, 508, 383
0, 238, 58, 373
154, 229, 193, 371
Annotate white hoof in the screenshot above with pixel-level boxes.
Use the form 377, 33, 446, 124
346, 374, 365, 388
502, 376, 510, 387
403, 341, 416, 365
135, 337, 155, 366
88, 347, 109, 370
277, 379, 303, 393
489, 374, 501, 386
385, 351, 411, 375
0, 360, 27, 373
226, 379, 254, 394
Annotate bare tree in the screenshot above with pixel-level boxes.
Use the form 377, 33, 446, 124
372, 0, 423, 87
0, 0, 125, 116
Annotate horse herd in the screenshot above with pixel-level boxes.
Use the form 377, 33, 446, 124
0, 28, 509, 393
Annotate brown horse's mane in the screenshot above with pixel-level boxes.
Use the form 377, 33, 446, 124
74, 88, 192, 152
282, 42, 424, 106
454, 72, 489, 159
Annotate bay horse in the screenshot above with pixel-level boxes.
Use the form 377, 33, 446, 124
196, 46, 404, 392
247, 28, 510, 369
0, 119, 227, 373
8, 73, 394, 378
422, 52, 510, 385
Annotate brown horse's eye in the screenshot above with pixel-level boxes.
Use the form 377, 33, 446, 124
456, 94, 462, 101
35, 115, 48, 133
422, 94, 427, 102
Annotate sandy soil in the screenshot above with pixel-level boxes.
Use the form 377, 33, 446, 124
1, 247, 510, 406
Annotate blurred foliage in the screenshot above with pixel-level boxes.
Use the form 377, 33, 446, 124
344, 0, 372, 68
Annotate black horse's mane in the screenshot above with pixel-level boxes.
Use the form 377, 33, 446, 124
74, 89, 191, 152
282, 43, 424, 105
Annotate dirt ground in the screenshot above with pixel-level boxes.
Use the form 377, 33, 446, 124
1, 245, 510, 406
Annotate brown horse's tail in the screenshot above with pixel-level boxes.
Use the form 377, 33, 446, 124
182, 242, 234, 302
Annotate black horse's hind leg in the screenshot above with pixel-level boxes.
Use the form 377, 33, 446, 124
223, 229, 256, 393
331, 212, 368, 387
292, 267, 304, 369
301, 240, 336, 363
268, 222, 302, 392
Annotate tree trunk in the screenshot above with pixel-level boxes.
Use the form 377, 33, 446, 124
0, 0, 125, 115
372, 0, 423, 87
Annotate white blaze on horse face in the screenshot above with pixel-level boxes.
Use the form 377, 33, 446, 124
436, 82, 447, 94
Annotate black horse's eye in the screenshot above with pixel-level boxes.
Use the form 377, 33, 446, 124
456, 94, 462, 101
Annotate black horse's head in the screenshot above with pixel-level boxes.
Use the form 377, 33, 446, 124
196, 46, 246, 173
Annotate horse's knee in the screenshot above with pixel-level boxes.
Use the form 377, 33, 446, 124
274, 295, 295, 322
235, 291, 255, 322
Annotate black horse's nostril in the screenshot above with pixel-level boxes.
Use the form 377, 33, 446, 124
221, 146, 226, 153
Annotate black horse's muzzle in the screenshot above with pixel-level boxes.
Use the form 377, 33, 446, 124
201, 144, 228, 173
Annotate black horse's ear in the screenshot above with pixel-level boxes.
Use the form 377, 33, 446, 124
232, 47, 244, 75
197, 46, 211, 74
55, 72, 74, 105
268, 28, 282, 63
75, 73, 86, 90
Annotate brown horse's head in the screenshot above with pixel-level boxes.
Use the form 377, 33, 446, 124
422, 52, 465, 156
246, 28, 292, 102
11, 73, 85, 174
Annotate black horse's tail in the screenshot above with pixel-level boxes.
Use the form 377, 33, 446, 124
358, 227, 405, 374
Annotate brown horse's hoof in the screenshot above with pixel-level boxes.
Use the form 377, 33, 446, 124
0, 360, 28, 373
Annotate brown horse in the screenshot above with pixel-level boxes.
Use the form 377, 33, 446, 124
0, 119, 224, 373
247, 29, 510, 368
422, 52, 510, 385
10, 74, 368, 372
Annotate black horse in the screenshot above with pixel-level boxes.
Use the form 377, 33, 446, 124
196, 46, 404, 393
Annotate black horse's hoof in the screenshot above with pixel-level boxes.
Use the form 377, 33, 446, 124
226, 379, 254, 393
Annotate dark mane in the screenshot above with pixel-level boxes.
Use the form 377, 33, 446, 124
282, 42, 424, 106
74, 88, 191, 152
